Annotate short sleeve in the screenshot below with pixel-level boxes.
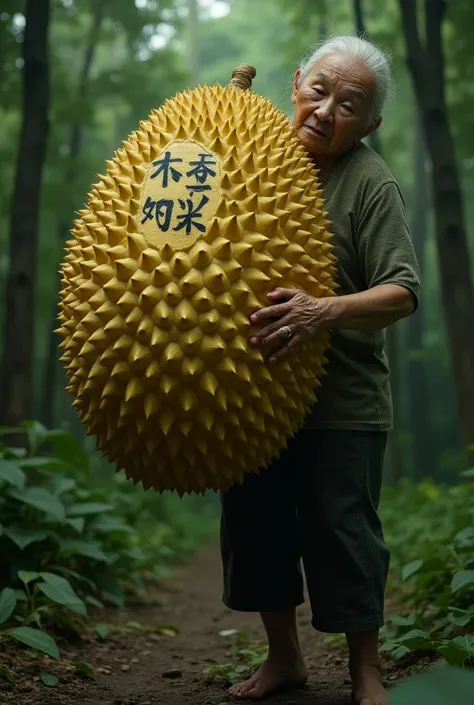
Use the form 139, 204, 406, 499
357, 180, 421, 309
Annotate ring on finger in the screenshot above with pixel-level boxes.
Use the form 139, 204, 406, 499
279, 325, 292, 340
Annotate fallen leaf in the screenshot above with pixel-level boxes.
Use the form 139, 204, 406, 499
155, 625, 180, 637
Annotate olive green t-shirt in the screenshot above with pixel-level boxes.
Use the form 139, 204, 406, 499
305, 142, 421, 431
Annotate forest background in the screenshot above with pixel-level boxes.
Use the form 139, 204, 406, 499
0, 0, 473, 699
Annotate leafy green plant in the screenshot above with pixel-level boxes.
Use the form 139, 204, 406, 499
0, 420, 219, 664
389, 664, 474, 704
379, 476, 474, 667
203, 630, 268, 684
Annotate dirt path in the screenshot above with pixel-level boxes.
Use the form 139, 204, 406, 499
1, 542, 377, 705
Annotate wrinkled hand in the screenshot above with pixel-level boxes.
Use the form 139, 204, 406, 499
249, 288, 328, 363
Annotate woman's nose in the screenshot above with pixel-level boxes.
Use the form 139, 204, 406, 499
315, 100, 334, 122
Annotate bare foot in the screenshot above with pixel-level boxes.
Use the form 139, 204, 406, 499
228, 654, 308, 700
351, 663, 388, 705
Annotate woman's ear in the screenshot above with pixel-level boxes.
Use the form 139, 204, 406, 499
291, 70, 301, 105
364, 116, 382, 138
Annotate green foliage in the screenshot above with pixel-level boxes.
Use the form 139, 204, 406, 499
0, 0, 188, 393
0, 421, 218, 660
1, 0, 472, 479
41, 671, 58, 687
203, 477, 474, 684
390, 664, 474, 704
203, 630, 269, 684
379, 477, 474, 667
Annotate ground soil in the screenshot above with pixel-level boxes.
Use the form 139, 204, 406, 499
0, 542, 429, 705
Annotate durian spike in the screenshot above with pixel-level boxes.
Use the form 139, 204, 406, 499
56, 64, 337, 496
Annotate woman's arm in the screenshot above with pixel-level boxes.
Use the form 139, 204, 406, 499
320, 283, 416, 332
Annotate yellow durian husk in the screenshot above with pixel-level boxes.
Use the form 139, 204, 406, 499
56, 77, 338, 496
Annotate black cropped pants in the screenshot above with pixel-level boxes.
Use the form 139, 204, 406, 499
219, 429, 389, 633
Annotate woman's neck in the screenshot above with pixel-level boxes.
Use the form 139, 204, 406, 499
310, 154, 337, 181
311, 144, 359, 182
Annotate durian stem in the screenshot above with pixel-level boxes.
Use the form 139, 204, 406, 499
229, 64, 256, 91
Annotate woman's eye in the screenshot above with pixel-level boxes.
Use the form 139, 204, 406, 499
313, 87, 324, 95
341, 104, 354, 114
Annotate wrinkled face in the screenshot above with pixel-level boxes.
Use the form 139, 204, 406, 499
291, 53, 381, 159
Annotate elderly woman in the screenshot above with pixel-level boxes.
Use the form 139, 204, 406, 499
219, 35, 420, 705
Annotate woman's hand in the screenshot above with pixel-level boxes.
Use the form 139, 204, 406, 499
249, 288, 329, 363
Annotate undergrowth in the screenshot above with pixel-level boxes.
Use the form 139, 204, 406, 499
0, 420, 219, 681
379, 473, 474, 668
203, 471, 474, 691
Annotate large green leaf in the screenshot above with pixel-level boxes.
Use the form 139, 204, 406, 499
436, 641, 469, 667
451, 570, 474, 594
54, 477, 77, 495
46, 430, 91, 472
66, 502, 114, 516
8, 487, 65, 522
0, 460, 25, 490
10, 626, 60, 659
3, 525, 50, 550
453, 634, 474, 653
21, 421, 50, 454
0, 588, 17, 625
454, 527, 474, 546
74, 661, 95, 678
55, 567, 97, 591
59, 539, 111, 563
401, 559, 424, 581
89, 515, 134, 533
2, 447, 27, 459
17, 457, 68, 470
101, 585, 125, 608
397, 629, 437, 651
64, 517, 85, 533
95, 623, 111, 640
390, 665, 474, 704
0, 427, 24, 437
387, 613, 416, 628
41, 672, 58, 687
18, 570, 41, 585
38, 572, 88, 617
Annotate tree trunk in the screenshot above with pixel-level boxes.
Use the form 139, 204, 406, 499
353, 0, 366, 38
352, 0, 403, 483
187, 0, 200, 86
0, 0, 51, 428
408, 115, 431, 479
318, 0, 328, 37
399, 0, 474, 455
41, 2, 104, 429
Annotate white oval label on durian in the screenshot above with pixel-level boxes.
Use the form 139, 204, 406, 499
139, 140, 221, 250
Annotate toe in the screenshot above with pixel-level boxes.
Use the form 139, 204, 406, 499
229, 679, 258, 699
245, 683, 265, 699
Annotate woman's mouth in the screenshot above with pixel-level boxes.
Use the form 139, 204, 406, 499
304, 124, 328, 139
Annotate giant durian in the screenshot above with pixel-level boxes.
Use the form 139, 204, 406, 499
56, 65, 337, 495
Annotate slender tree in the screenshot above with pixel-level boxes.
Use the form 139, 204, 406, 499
41, 0, 104, 428
353, 0, 403, 483
187, 0, 200, 86
399, 0, 474, 456
407, 116, 431, 479
0, 0, 51, 428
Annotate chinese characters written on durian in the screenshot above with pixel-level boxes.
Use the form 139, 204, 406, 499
139, 140, 221, 248
141, 149, 217, 236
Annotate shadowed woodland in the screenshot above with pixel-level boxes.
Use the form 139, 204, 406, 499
0, 1, 473, 703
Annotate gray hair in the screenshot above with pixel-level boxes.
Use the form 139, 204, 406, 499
298, 35, 393, 121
